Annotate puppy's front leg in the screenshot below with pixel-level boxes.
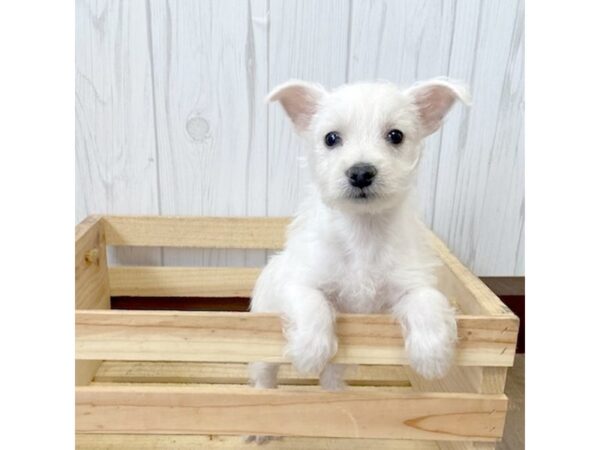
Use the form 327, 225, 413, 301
392, 287, 457, 379
283, 285, 338, 375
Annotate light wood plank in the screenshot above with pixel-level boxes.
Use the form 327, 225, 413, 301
407, 365, 508, 450
408, 366, 505, 450
76, 434, 439, 449
75, 216, 110, 386
108, 264, 474, 313
76, 216, 110, 310
93, 361, 410, 387
108, 266, 261, 297
75, 0, 162, 267
431, 0, 524, 276
147, 0, 270, 268
407, 366, 508, 395
435, 443, 494, 450
76, 360, 103, 388
103, 216, 289, 249
407, 346, 510, 449
76, 384, 506, 441
76, 311, 518, 366
429, 229, 515, 316
103, 216, 515, 316
89, 383, 412, 394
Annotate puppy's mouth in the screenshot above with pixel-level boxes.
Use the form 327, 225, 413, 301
348, 188, 376, 201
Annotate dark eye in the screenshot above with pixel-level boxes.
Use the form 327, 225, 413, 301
324, 131, 342, 148
386, 129, 404, 145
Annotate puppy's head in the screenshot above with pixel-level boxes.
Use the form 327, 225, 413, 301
268, 79, 470, 214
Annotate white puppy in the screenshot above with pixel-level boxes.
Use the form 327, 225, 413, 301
249, 78, 470, 399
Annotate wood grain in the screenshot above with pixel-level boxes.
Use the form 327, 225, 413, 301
76, 310, 518, 366
430, 0, 524, 276
75, 216, 110, 385
93, 361, 410, 387
108, 266, 261, 297
429, 228, 514, 316
76, 384, 507, 441
407, 365, 507, 450
75, 0, 162, 267
75, 216, 110, 311
103, 215, 288, 249
146, 0, 269, 268
76, 0, 524, 276
102, 216, 516, 320
76, 434, 439, 449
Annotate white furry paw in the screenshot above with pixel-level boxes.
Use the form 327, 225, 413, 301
405, 319, 457, 379
244, 435, 282, 445
285, 329, 338, 375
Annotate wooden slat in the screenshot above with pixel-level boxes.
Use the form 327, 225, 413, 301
103, 216, 289, 249
407, 365, 505, 450
76, 384, 507, 441
76, 434, 439, 449
108, 266, 261, 297
75, 216, 110, 386
76, 216, 110, 310
93, 361, 410, 387
406, 358, 509, 449
103, 217, 515, 315
90, 383, 412, 394
76, 311, 518, 367
428, 229, 515, 316
108, 267, 477, 316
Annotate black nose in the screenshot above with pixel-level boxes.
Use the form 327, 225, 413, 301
346, 163, 378, 188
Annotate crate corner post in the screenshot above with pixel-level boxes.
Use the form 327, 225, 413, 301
75, 215, 110, 386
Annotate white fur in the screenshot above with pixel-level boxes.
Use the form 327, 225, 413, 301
248, 79, 468, 437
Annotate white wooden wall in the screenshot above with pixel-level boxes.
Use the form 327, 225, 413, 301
76, 0, 524, 276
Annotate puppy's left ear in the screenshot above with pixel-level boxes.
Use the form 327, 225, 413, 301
266, 80, 327, 132
405, 78, 471, 137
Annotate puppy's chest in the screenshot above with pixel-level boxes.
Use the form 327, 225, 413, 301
320, 250, 394, 314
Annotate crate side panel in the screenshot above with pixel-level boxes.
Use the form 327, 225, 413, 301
76, 385, 507, 441
76, 311, 518, 367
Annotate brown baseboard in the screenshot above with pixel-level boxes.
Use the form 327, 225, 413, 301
111, 296, 250, 311
480, 277, 525, 353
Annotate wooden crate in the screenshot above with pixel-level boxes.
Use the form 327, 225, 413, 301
75, 215, 519, 449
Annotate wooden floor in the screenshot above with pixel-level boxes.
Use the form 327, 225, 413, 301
499, 354, 525, 450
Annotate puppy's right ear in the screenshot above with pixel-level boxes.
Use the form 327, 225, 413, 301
405, 78, 471, 137
266, 80, 326, 132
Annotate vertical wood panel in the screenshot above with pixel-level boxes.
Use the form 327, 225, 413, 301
473, 1, 524, 275
267, 0, 351, 215
147, 0, 269, 267
431, 0, 524, 275
75, 0, 524, 276
75, 0, 161, 265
